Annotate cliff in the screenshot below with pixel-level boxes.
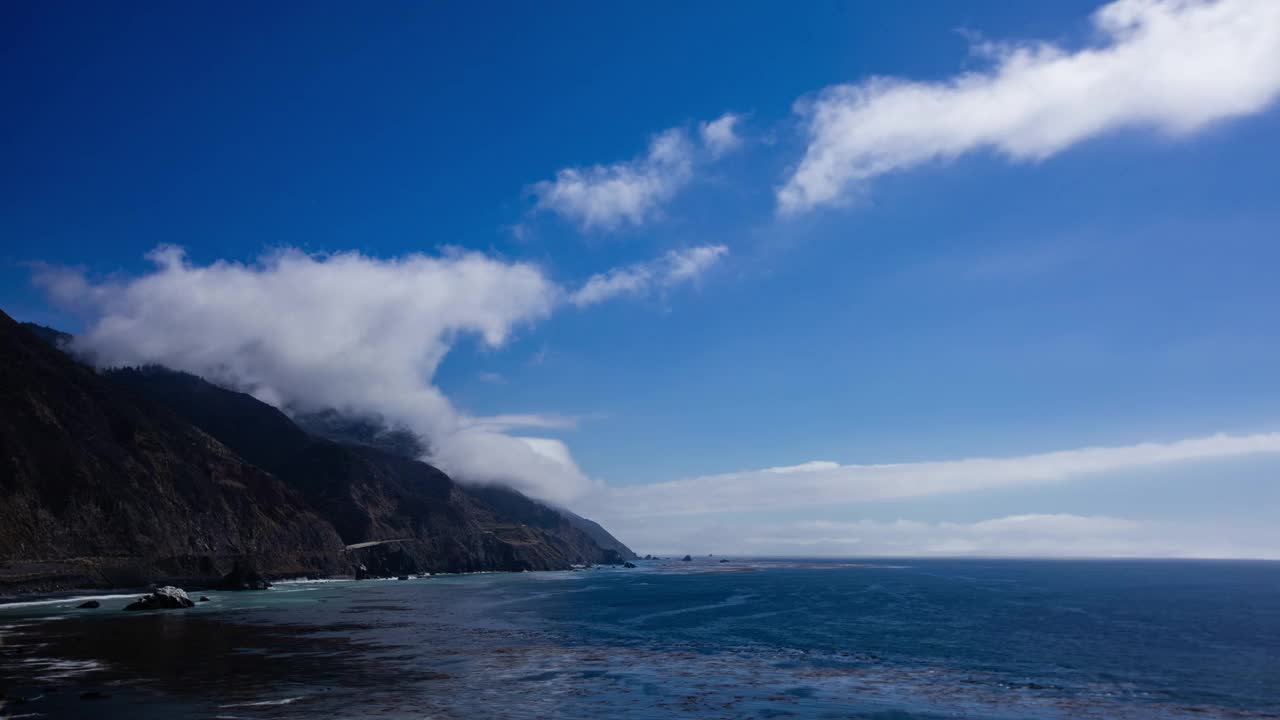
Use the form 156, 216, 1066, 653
107, 365, 635, 573
0, 312, 346, 592
0, 311, 635, 591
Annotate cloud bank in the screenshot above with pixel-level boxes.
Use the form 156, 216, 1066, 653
779, 0, 1280, 212
602, 513, 1280, 559
590, 432, 1280, 517
570, 245, 728, 307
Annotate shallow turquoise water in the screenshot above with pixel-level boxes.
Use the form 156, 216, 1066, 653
1, 558, 1278, 719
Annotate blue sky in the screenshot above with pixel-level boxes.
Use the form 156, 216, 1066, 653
4, 0, 1280, 556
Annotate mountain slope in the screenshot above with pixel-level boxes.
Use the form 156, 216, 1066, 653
293, 403, 635, 562
107, 366, 635, 572
0, 311, 347, 592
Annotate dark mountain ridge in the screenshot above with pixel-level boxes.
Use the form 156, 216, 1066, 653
108, 365, 634, 572
0, 312, 346, 592
0, 312, 633, 592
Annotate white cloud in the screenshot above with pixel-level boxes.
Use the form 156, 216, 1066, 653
462, 413, 580, 433
570, 244, 728, 307
699, 112, 743, 157
33, 245, 597, 504
779, 0, 1280, 212
587, 432, 1280, 517
604, 513, 1280, 559
532, 128, 695, 231
531, 111, 745, 231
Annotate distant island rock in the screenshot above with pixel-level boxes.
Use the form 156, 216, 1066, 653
682, 555, 693, 562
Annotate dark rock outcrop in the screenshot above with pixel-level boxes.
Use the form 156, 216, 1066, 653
623, 562, 637, 568
77, 600, 100, 609
216, 561, 272, 590
124, 586, 195, 611
682, 555, 693, 562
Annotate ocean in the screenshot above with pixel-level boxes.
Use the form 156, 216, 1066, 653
1, 558, 1277, 719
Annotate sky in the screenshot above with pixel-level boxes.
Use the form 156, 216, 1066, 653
4, 0, 1280, 558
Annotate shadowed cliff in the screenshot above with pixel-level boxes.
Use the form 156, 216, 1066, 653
0, 311, 635, 592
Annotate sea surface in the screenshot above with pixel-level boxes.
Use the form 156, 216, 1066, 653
1, 558, 1277, 719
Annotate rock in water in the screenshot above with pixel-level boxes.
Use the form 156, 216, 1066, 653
125, 586, 195, 611
217, 561, 272, 590
77, 600, 101, 608
199, 596, 211, 602
623, 562, 637, 568
681, 555, 693, 562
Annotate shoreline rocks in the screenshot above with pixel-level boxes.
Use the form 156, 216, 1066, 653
216, 561, 272, 591
124, 586, 195, 611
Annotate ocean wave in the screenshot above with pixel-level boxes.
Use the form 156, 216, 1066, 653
218, 696, 305, 708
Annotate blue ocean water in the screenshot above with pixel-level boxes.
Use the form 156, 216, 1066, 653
1, 558, 1278, 719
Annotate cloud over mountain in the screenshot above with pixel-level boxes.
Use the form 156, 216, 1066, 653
33, 245, 600, 501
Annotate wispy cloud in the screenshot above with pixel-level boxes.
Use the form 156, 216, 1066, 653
779, 0, 1280, 212
699, 112, 743, 157
531, 112, 745, 232
532, 128, 695, 232
590, 432, 1280, 517
462, 413, 580, 433
570, 245, 728, 307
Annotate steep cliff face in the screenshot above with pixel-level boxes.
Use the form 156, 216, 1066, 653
107, 366, 635, 573
0, 311, 636, 591
0, 312, 348, 592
